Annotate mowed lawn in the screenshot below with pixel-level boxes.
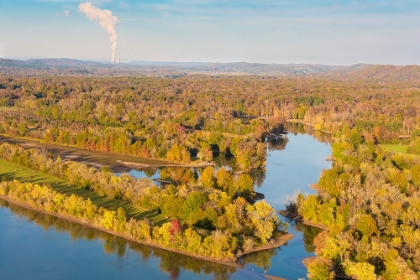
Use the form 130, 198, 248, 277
0, 159, 168, 225
379, 144, 420, 159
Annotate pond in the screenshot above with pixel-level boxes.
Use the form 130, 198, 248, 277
0, 130, 331, 280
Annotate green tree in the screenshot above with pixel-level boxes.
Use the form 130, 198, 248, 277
233, 173, 254, 199
116, 207, 126, 231
246, 200, 277, 244
307, 258, 335, 280
344, 261, 376, 280
182, 191, 207, 221
200, 166, 215, 188
355, 214, 378, 238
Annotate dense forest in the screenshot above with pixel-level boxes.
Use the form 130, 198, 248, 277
0, 70, 419, 169
0, 65, 420, 279
297, 134, 420, 279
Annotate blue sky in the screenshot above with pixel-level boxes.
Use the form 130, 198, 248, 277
0, 0, 419, 65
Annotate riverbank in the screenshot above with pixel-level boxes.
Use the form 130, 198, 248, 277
236, 233, 294, 258
117, 159, 214, 169
278, 210, 328, 230
0, 193, 240, 268
0, 192, 294, 271
0, 134, 214, 172
309, 183, 327, 196
286, 119, 333, 135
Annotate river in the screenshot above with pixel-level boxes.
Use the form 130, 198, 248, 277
0, 131, 331, 280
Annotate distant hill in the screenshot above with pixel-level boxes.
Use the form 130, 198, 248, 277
331, 64, 420, 82
0, 58, 106, 68
0, 58, 349, 74
1, 58, 419, 81
128, 61, 347, 75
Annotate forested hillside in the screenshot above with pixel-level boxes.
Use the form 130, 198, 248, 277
0, 64, 420, 278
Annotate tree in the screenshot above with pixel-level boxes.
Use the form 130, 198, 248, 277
182, 191, 207, 221
307, 258, 335, 280
168, 219, 181, 243
344, 261, 376, 280
216, 167, 233, 192
246, 200, 277, 243
355, 214, 378, 238
102, 210, 116, 230
200, 166, 215, 189
233, 173, 254, 199
116, 207, 126, 231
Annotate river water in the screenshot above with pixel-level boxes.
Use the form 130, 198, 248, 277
0, 132, 331, 280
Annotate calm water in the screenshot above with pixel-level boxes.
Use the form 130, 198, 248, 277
0, 132, 331, 280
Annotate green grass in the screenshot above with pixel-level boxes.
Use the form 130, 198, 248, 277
379, 144, 420, 159
0, 159, 168, 225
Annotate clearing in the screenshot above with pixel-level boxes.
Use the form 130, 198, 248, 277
0, 158, 168, 225
379, 144, 420, 159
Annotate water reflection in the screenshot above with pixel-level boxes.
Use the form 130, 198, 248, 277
241, 248, 277, 272
295, 222, 323, 253
0, 197, 322, 280
0, 200, 237, 280
128, 136, 290, 189
266, 137, 288, 152
286, 123, 332, 144
239, 222, 322, 274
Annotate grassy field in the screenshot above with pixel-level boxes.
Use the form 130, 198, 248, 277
379, 144, 420, 159
0, 159, 168, 225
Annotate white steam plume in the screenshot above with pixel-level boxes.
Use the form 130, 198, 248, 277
79, 2, 119, 63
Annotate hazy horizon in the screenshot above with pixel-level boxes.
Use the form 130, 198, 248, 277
3, 56, 418, 67
1, 1, 419, 65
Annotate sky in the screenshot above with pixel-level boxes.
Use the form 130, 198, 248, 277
0, 0, 419, 65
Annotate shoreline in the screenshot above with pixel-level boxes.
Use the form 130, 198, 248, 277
117, 159, 214, 169
278, 209, 328, 230
0, 193, 294, 269
0, 134, 214, 170
236, 233, 294, 258
0, 193, 240, 268
286, 119, 333, 135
